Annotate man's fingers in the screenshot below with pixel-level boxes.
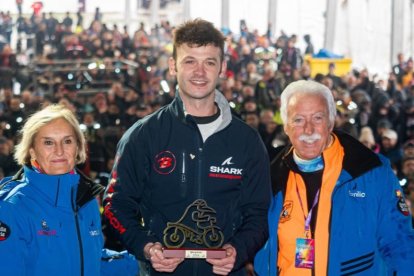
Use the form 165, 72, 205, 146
151, 256, 184, 272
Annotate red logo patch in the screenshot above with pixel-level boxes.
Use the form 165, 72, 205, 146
158, 157, 173, 169
154, 151, 176, 174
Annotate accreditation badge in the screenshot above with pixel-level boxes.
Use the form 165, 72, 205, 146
295, 238, 315, 268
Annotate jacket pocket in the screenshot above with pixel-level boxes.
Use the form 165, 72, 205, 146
340, 251, 374, 276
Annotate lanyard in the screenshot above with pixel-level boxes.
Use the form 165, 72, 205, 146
295, 175, 320, 238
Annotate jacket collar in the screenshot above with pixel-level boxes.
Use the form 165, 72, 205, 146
271, 130, 382, 195
335, 130, 382, 178
23, 166, 104, 208
23, 166, 79, 208
169, 89, 232, 131
76, 168, 104, 207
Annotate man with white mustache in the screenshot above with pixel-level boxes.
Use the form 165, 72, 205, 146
298, 133, 322, 144
255, 80, 414, 275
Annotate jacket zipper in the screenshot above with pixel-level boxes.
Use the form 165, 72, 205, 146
195, 128, 203, 276
181, 151, 186, 184
197, 146, 203, 198
185, 116, 204, 275
72, 187, 85, 276
190, 117, 204, 199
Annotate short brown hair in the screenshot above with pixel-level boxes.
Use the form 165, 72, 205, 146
172, 18, 225, 62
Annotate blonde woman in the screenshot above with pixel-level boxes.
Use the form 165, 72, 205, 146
0, 104, 104, 275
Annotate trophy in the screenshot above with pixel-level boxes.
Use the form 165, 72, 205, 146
162, 199, 226, 259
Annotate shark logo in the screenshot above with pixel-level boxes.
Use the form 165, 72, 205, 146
221, 157, 234, 166
209, 157, 243, 180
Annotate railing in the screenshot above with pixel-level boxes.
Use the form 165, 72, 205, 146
30, 58, 140, 95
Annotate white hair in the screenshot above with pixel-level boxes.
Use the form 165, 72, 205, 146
280, 80, 336, 127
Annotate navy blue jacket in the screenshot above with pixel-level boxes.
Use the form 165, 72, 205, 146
0, 166, 104, 276
104, 91, 271, 275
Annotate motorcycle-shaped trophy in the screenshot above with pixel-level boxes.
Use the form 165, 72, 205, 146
162, 199, 226, 259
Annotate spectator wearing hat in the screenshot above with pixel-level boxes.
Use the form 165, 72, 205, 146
380, 128, 403, 176
403, 139, 414, 158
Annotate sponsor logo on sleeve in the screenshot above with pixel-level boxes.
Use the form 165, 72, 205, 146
0, 221, 10, 241
104, 202, 126, 234
396, 190, 410, 216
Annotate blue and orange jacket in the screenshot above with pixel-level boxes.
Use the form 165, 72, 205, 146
0, 166, 104, 276
254, 131, 414, 275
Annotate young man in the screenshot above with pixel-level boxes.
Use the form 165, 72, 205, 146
254, 80, 414, 275
103, 19, 271, 275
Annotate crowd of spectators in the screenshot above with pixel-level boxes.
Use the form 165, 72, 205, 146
0, 8, 414, 221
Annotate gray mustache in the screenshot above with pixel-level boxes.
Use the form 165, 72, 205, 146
299, 133, 321, 143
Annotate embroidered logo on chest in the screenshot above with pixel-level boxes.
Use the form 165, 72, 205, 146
89, 220, 100, 236
280, 200, 293, 223
37, 219, 57, 236
209, 157, 243, 180
154, 151, 176, 175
